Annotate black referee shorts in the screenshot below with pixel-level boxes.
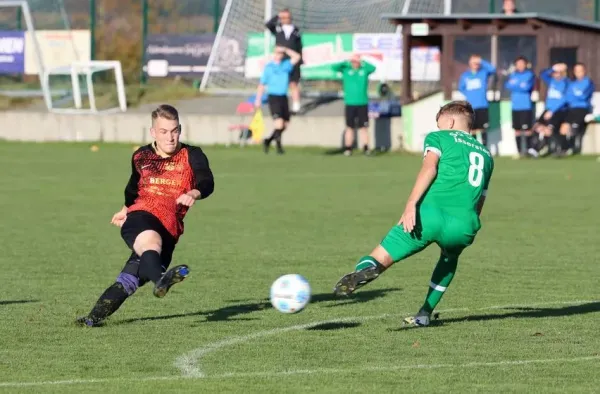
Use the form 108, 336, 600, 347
120, 210, 176, 277
268, 95, 290, 121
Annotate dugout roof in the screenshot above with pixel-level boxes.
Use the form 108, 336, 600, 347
381, 13, 600, 102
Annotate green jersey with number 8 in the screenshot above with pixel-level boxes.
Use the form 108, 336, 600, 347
419, 130, 494, 222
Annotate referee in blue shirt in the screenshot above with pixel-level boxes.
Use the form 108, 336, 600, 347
255, 46, 301, 154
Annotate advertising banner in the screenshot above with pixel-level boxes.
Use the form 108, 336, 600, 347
144, 34, 244, 77
0, 31, 25, 74
245, 32, 440, 81
245, 33, 353, 80
24, 30, 91, 75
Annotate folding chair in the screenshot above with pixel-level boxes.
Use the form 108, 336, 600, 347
227, 101, 255, 147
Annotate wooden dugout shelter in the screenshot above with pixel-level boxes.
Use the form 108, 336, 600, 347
380, 13, 600, 103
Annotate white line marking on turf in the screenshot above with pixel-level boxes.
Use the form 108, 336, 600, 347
174, 298, 598, 378
0, 299, 597, 388
1, 356, 599, 387
173, 313, 392, 378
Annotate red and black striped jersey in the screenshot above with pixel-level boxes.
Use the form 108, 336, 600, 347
124, 143, 214, 239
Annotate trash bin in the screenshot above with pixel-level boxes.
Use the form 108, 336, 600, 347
369, 100, 401, 152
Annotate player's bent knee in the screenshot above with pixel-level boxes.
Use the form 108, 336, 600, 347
116, 272, 139, 295
133, 230, 162, 255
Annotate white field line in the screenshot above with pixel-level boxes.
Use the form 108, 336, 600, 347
2, 356, 599, 388
174, 298, 598, 378
0, 298, 598, 388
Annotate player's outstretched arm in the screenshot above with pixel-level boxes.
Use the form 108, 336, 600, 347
177, 146, 215, 207
124, 153, 141, 206
111, 205, 128, 227
115, 152, 141, 227
398, 152, 439, 233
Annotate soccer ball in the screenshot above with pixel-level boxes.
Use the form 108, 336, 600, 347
270, 274, 311, 314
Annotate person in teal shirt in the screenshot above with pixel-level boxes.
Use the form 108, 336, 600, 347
331, 54, 376, 156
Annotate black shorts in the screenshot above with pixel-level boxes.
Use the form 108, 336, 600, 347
473, 108, 489, 130
290, 63, 301, 83
120, 210, 176, 278
565, 108, 589, 133
268, 95, 290, 121
537, 109, 567, 131
512, 110, 534, 131
345, 105, 369, 128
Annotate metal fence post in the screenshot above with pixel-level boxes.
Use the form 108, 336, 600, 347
489, 0, 496, 13
16, 6, 22, 30
140, 0, 148, 84
595, 0, 599, 21
213, 0, 220, 32
90, 0, 96, 60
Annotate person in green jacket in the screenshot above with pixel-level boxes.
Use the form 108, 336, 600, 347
332, 54, 377, 156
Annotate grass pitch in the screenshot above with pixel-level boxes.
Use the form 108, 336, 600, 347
0, 141, 599, 393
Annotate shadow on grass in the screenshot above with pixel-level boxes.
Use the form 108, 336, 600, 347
115, 287, 400, 326
0, 300, 39, 306
389, 302, 600, 331
306, 322, 361, 331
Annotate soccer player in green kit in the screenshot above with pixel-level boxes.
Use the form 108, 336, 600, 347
333, 101, 494, 327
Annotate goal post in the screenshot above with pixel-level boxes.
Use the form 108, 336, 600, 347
44, 61, 127, 114
0, 0, 128, 113
0, 0, 52, 110
200, 0, 450, 97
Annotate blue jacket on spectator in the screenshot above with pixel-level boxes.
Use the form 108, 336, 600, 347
540, 68, 568, 113
458, 59, 496, 110
504, 69, 535, 111
566, 76, 594, 110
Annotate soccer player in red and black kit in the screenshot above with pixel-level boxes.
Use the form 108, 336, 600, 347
76, 104, 214, 327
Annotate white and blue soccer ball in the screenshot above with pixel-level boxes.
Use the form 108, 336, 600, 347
270, 274, 311, 314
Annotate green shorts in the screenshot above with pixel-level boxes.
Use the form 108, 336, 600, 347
380, 204, 480, 262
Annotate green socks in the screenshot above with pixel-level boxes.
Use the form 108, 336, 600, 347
355, 256, 384, 273
420, 253, 458, 315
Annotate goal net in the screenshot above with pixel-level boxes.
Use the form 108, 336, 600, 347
200, 0, 450, 97
0, 0, 127, 113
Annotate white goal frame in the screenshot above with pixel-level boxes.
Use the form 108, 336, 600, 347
44, 61, 128, 114
0, 0, 52, 109
0, 0, 127, 114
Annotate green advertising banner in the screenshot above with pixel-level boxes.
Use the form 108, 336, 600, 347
245, 32, 441, 82
245, 32, 353, 80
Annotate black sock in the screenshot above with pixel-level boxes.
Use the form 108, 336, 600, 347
363, 144, 369, 152
526, 135, 533, 150
274, 129, 284, 149
515, 135, 522, 154
561, 134, 570, 151
88, 282, 129, 323
138, 250, 163, 284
